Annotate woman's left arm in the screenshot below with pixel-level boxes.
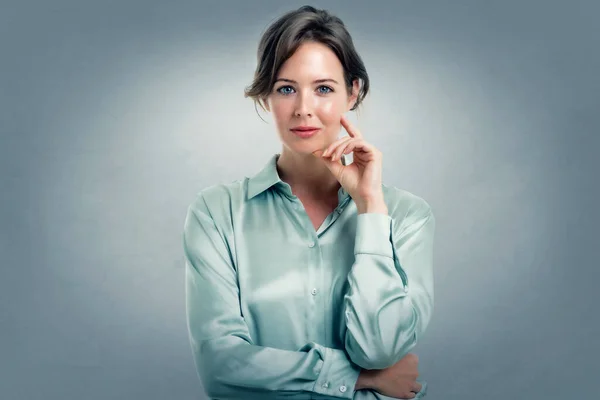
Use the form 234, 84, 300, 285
343, 199, 436, 371
316, 115, 437, 371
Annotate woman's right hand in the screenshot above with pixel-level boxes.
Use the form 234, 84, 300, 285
360, 353, 422, 399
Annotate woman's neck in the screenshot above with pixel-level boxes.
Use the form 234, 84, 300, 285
276, 150, 341, 199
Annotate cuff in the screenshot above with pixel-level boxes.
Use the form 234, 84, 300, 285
354, 213, 394, 258
414, 380, 428, 398
313, 346, 361, 398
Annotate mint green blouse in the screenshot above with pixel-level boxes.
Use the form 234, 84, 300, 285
183, 154, 435, 399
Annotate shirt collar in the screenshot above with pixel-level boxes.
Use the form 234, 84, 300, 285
247, 153, 351, 203
247, 154, 285, 200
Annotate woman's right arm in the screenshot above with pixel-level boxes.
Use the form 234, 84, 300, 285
183, 196, 362, 399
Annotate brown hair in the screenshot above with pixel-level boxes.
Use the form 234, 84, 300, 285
244, 5, 370, 115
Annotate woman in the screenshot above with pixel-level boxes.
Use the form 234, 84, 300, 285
183, 5, 435, 399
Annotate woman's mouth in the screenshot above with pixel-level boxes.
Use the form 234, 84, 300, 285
290, 127, 320, 138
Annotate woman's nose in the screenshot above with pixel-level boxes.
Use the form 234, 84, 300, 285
294, 92, 315, 117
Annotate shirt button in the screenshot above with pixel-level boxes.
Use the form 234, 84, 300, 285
308, 241, 315, 248
404, 286, 409, 293
339, 385, 347, 393
322, 382, 330, 388
311, 288, 318, 295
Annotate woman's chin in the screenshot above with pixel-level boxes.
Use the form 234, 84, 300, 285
282, 144, 320, 158
280, 133, 333, 156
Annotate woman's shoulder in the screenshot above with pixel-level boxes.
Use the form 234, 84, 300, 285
185, 179, 247, 217
381, 184, 435, 223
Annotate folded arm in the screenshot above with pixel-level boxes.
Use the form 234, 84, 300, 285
183, 196, 362, 399
343, 198, 436, 370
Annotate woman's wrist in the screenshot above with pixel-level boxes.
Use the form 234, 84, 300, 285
355, 369, 375, 390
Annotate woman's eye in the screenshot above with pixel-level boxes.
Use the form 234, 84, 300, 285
276, 85, 333, 95
277, 86, 294, 95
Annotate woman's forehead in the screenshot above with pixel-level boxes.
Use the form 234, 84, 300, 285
277, 43, 344, 80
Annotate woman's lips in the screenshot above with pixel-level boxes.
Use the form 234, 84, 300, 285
290, 128, 320, 138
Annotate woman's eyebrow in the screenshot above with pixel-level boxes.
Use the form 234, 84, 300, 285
274, 78, 339, 84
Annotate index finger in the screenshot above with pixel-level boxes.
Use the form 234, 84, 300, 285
340, 114, 362, 138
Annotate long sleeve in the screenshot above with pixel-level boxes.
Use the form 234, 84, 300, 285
183, 196, 361, 399
343, 199, 435, 370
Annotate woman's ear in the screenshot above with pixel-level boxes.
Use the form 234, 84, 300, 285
347, 79, 360, 110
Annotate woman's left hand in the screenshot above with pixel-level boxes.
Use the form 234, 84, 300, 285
312, 115, 388, 214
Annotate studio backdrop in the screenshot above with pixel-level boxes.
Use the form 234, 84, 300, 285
1, 1, 598, 399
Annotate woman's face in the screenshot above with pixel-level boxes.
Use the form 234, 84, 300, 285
265, 41, 358, 156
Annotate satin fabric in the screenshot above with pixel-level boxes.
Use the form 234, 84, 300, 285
183, 154, 435, 399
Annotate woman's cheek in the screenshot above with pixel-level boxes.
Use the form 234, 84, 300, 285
317, 99, 343, 123
271, 102, 291, 128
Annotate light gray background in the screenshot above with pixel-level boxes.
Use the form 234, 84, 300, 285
1, 0, 598, 399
